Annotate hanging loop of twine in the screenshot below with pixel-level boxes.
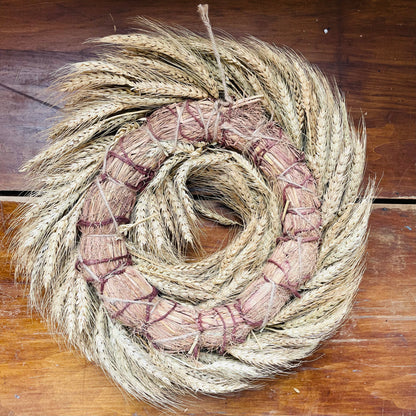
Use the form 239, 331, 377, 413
198, 4, 233, 104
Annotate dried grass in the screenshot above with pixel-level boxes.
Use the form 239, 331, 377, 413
11, 15, 373, 409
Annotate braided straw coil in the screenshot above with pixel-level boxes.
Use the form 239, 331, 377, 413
13, 15, 373, 408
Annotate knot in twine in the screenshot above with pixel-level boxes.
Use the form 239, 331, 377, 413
13, 9, 374, 409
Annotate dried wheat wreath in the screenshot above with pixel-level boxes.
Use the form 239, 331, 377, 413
14, 7, 374, 408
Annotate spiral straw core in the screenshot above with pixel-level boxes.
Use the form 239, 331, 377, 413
76, 99, 321, 354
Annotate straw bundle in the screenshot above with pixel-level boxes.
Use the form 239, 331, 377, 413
12, 8, 373, 408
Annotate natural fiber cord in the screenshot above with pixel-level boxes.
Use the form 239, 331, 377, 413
12, 8, 374, 409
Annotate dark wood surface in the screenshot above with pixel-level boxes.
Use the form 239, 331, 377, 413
0, 1, 415, 415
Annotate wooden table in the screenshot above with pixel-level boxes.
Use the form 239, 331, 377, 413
0, 1, 415, 415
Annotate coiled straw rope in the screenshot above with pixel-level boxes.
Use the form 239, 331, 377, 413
13, 5, 374, 408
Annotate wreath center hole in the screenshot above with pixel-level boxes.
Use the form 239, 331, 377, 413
185, 189, 243, 261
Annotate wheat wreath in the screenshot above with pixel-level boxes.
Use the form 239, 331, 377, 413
12, 5, 374, 408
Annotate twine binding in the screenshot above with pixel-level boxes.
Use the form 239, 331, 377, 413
76, 98, 321, 353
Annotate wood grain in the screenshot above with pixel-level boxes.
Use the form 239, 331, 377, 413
0, 0, 415, 197
0, 201, 415, 416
